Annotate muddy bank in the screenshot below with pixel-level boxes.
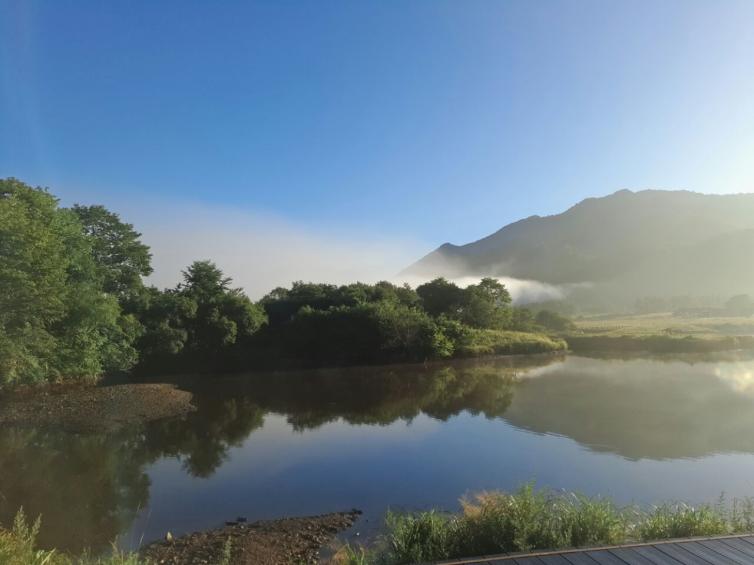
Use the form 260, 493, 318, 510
142, 510, 361, 565
0, 383, 194, 432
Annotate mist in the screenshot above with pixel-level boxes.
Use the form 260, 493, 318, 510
128, 201, 567, 303
138, 204, 422, 299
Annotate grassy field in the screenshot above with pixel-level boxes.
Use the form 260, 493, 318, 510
566, 313, 754, 354
573, 313, 754, 338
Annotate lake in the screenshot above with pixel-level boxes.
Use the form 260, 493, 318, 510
3, 353, 754, 553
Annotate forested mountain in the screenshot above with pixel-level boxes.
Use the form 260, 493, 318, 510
404, 189, 754, 303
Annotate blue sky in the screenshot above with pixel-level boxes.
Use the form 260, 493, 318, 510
2, 1, 754, 291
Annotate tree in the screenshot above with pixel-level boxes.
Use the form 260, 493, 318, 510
137, 261, 266, 372
460, 277, 512, 329
416, 278, 465, 318
535, 310, 575, 332
0, 179, 137, 385
72, 204, 152, 308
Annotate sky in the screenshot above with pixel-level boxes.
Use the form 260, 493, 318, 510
2, 1, 754, 295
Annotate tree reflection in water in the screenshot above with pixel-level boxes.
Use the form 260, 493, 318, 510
10, 353, 754, 554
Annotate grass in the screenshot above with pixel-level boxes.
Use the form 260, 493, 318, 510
337, 485, 754, 565
0, 509, 149, 565
566, 313, 754, 354
456, 329, 568, 357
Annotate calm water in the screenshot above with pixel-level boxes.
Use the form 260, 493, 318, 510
3, 353, 754, 552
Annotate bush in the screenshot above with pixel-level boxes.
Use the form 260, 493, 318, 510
637, 503, 730, 541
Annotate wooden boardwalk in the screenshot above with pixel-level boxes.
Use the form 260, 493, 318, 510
434, 534, 754, 565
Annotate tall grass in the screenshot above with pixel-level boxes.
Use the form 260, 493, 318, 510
457, 329, 568, 357
340, 485, 754, 565
0, 509, 149, 565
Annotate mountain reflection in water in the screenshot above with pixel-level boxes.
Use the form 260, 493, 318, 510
3, 353, 754, 553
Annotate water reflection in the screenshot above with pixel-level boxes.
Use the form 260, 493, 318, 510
0, 428, 149, 551
4, 353, 754, 552
504, 356, 754, 460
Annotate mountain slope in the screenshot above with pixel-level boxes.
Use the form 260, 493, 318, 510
404, 189, 754, 299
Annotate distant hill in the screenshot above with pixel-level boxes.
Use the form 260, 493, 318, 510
404, 189, 754, 305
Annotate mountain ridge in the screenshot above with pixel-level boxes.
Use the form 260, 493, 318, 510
404, 189, 754, 303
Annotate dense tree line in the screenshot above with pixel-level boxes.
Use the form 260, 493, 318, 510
0, 179, 566, 386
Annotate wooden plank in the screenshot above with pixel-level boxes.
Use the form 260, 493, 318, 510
719, 538, 754, 559
608, 548, 656, 565
699, 540, 754, 564
562, 552, 600, 565
675, 542, 741, 565
632, 545, 685, 565
434, 536, 754, 565
539, 555, 574, 565
583, 550, 627, 565
654, 542, 712, 564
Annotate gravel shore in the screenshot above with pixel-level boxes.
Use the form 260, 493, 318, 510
142, 511, 362, 565
0, 383, 195, 432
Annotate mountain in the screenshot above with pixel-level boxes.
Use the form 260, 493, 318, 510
404, 189, 754, 303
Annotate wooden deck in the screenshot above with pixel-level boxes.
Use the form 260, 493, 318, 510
434, 534, 754, 565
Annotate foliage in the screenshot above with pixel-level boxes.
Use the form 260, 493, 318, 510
637, 502, 730, 541
346, 486, 754, 565
333, 543, 370, 565
0, 509, 148, 565
252, 301, 446, 367
416, 277, 466, 318
0, 179, 139, 385
535, 309, 576, 332
416, 277, 512, 329
137, 261, 266, 373
71, 205, 152, 310
460, 278, 512, 329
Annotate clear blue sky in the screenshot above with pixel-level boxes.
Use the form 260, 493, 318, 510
2, 0, 754, 246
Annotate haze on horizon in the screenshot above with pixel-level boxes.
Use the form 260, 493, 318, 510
2, 1, 754, 295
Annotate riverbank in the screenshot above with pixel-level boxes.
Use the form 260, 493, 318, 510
0, 509, 361, 565
142, 511, 361, 564
0, 383, 194, 433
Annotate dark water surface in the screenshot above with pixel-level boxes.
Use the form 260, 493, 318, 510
3, 353, 754, 553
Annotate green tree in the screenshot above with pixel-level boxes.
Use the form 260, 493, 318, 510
535, 309, 575, 332
71, 204, 152, 309
0, 179, 137, 385
138, 261, 266, 372
461, 277, 512, 329
416, 277, 465, 318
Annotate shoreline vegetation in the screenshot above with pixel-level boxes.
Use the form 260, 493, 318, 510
336, 485, 754, 565
3, 487, 753, 565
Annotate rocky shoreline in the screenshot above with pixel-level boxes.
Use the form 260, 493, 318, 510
141, 511, 362, 565
0, 382, 195, 433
